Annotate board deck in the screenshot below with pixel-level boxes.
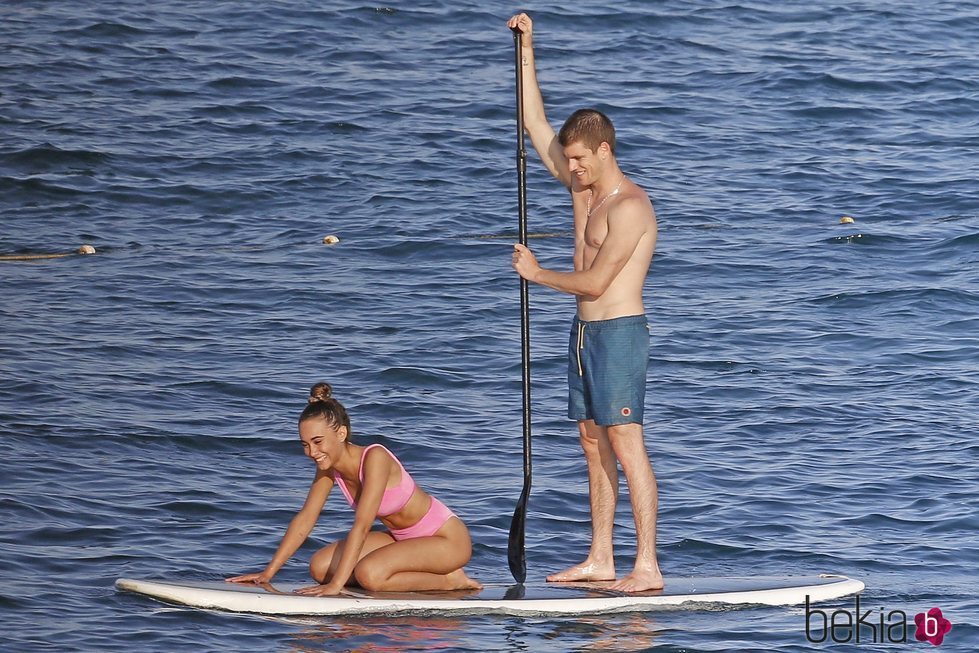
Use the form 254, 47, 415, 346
116, 574, 864, 616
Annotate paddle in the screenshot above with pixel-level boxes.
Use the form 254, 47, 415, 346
507, 26, 532, 584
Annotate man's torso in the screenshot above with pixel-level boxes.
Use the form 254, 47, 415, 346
572, 179, 657, 321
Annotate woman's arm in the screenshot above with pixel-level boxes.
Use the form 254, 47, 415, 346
296, 448, 392, 595
226, 470, 333, 583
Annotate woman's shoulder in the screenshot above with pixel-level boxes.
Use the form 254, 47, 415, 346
362, 443, 398, 471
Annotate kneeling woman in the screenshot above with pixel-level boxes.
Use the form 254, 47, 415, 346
228, 383, 480, 595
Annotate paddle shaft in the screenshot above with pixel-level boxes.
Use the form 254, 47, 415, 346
507, 27, 532, 584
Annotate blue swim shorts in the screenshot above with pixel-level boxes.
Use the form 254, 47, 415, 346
568, 314, 649, 426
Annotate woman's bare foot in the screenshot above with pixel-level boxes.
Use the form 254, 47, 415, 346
546, 559, 615, 583
445, 569, 483, 590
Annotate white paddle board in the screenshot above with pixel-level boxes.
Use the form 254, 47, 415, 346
116, 574, 863, 616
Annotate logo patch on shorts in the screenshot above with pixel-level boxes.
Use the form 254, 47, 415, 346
621, 407, 632, 417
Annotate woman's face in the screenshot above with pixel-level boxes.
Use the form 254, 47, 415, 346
299, 417, 346, 471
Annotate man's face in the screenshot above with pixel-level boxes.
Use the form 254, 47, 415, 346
563, 141, 608, 186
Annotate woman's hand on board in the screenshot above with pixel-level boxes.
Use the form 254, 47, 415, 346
295, 582, 346, 597
225, 571, 273, 584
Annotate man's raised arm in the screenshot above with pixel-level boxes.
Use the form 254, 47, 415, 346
507, 13, 571, 188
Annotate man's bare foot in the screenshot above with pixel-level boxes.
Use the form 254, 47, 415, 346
546, 560, 616, 583
609, 569, 664, 593
445, 569, 483, 590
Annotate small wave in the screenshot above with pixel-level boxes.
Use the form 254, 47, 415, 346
204, 76, 285, 91
929, 230, 979, 252
822, 232, 912, 246
809, 286, 978, 308
194, 101, 279, 119
2, 143, 108, 172
0, 176, 93, 198
786, 104, 892, 121
670, 538, 758, 556
18, 524, 120, 546
61, 21, 148, 38
377, 365, 465, 387
818, 72, 902, 94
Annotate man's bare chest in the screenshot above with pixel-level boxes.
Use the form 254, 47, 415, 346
580, 211, 610, 248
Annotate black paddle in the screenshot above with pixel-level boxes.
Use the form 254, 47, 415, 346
507, 26, 532, 585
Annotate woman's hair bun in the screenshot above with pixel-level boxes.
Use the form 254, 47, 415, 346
308, 382, 333, 403
300, 381, 351, 434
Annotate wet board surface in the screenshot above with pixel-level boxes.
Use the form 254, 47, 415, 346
116, 574, 864, 616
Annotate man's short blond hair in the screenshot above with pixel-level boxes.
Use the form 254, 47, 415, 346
558, 109, 616, 154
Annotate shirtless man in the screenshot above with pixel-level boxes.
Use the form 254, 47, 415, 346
506, 13, 663, 593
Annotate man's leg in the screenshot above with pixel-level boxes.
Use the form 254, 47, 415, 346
606, 422, 663, 592
546, 419, 618, 582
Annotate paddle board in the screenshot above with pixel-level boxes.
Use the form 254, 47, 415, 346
116, 574, 863, 616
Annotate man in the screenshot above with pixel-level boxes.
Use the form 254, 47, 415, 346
506, 12, 663, 593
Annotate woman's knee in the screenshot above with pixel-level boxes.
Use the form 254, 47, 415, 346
353, 560, 387, 592
442, 519, 474, 563
309, 542, 339, 582
309, 556, 329, 583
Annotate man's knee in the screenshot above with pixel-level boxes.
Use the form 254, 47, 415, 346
577, 420, 607, 452
605, 422, 644, 443
606, 423, 650, 464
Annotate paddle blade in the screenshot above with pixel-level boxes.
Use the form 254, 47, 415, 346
507, 499, 527, 583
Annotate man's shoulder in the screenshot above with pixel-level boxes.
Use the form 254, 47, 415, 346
611, 187, 655, 223
623, 177, 651, 202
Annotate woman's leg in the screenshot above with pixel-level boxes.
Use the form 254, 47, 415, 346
309, 530, 396, 584
352, 518, 480, 592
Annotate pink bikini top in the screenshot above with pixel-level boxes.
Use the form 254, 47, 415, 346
333, 444, 416, 516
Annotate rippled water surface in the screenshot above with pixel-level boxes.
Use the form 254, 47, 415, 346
2, 2, 978, 651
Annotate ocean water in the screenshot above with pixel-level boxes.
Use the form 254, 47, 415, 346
2, 1, 977, 651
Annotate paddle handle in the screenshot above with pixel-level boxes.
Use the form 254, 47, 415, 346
507, 26, 532, 584
513, 29, 531, 475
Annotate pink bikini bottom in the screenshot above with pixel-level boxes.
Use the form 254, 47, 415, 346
389, 497, 457, 541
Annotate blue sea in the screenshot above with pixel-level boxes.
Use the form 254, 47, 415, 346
2, 1, 977, 651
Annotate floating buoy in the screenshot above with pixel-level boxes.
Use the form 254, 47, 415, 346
322, 235, 340, 245
78, 244, 96, 254
840, 216, 855, 224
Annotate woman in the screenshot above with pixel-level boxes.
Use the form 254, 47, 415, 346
227, 382, 480, 595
